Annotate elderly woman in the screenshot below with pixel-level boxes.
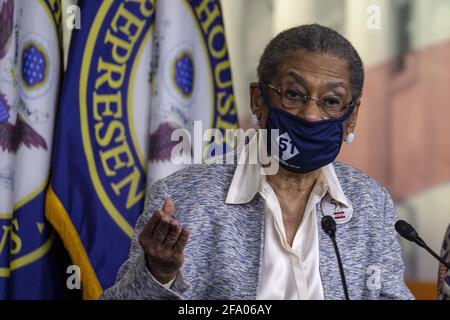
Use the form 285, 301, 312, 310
102, 24, 413, 300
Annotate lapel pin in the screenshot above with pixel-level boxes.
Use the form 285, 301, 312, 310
320, 194, 353, 224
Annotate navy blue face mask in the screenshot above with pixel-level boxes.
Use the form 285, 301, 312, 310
260, 83, 355, 173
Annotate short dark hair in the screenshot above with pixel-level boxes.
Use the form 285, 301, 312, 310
257, 24, 364, 100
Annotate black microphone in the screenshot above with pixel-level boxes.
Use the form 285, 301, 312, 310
321, 215, 350, 300
395, 220, 450, 269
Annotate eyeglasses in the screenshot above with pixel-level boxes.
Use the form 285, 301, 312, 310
266, 83, 355, 119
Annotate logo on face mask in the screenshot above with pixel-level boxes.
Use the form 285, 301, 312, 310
276, 132, 299, 161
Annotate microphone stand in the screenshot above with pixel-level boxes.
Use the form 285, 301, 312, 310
395, 220, 450, 270
414, 237, 450, 269
321, 216, 350, 300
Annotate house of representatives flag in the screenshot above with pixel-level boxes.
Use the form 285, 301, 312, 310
45, 0, 156, 299
147, 0, 238, 183
45, 0, 238, 299
0, 0, 72, 299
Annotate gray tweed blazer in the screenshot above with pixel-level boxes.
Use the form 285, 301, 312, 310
102, 161, 413, 300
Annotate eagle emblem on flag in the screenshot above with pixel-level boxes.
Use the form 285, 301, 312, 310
0, 92, 47, 154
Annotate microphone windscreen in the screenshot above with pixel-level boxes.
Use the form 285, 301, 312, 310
321, 215, 336, 235
395, 220, 419, 242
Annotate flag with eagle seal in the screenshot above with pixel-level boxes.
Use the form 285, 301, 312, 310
0, 0, 74, 299
147, 0, 238, 183
45, 0, 238, 300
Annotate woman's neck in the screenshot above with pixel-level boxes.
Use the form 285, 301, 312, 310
266, 166, 321, 246
267, 166, 320, 200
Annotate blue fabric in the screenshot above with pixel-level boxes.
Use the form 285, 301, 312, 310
0, 0, 77, 299
260, 84, 354, 173
48, 0, 156, 292
0, 191, 78, 299
48, 0, 237, 297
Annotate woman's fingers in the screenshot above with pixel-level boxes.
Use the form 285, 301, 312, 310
152, 214, 171, 245
162, 197, 175, 217
139, 210, 162, 246
173, 228, 190, 253
139, 198, 190, 284
162, 220, 181, 249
